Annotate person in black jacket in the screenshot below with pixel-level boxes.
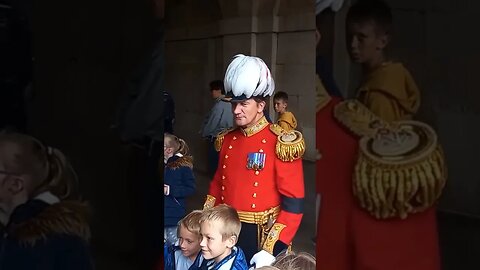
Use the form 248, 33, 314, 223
0, 132, 93, 270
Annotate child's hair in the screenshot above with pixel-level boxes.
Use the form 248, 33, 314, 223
0, 132, 79, 200
177, 210, 203, 240
273, 91, 289, 103
346, 0, 393, 35
271, 251, 316, 270
209, 80, 225, 94
164, 133, 189, 156
199, 204, 241, 242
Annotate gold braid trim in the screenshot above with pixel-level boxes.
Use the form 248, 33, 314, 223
354, 121, 447, 219
334, 99, 388, 137
269, 125, 305, 162
262, 223, 286, 254
203, 195, 216, 210
214, 128, 235, 152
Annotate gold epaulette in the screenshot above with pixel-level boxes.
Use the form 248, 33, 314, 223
269, 124, 305, 162
214, 128, 235, 152
353, 121, 447, 219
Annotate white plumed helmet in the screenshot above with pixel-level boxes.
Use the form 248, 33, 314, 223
223, 54, 275, 102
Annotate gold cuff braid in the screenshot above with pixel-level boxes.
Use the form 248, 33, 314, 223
203, 195, 216, 210
262, 223, 286, 254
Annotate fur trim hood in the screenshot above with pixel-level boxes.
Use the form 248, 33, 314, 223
165, 155, 193, 169
8, 200, 91, 246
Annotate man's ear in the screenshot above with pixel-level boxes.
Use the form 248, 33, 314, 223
6, 176, 25, 195
256, 101, 266, 113
226, 235, 237, 248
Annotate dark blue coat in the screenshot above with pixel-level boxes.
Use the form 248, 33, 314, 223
164, 154, 196, 227
0, 199, 94, 270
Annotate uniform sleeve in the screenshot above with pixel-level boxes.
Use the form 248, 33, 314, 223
263, 157, 304, 254
204, 145, 225, 209
202, 103, 223, 137
365, 91, 399, 122
169, 167, 196, 198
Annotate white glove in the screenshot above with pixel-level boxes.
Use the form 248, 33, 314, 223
249, 250, 276, 268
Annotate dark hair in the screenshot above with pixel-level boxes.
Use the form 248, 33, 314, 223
209, 80, 225, 94
273, 91, 289, 102
0, 132, 79, 200
346, 0, 393, 35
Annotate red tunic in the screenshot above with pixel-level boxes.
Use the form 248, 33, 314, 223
208, 118, 304, 246
316, 97, 441, 270
316, 97, 358, 270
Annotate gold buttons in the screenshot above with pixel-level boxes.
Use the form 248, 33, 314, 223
223, 165, 227, 169
228, 145, 233, 149
251, 204, 256, 209
221, 185, 225, 190
222, 175, 226, 180
262, 139, 267, 144
233, 136, 237, 140
255, 171, 260, 175
259, 149, 264, 153
254, 182, 259, 187
252, 193, 257, 198
225, 155, 229, 159
221, 196, 224, 201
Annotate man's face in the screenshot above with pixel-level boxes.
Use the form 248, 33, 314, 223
178, 225, 201, 261
211, 89, 222, 99
346, 20, 388, 65
199, 220, 234, 263
231, 99, 265, 128
273, 99, 287, 114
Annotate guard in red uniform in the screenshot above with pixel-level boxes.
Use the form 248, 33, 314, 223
203, 54, 305, 268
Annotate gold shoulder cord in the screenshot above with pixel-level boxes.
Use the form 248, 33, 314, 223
333, 99, 387, 137
214, 128, 235, 152
269, 125, 305, 162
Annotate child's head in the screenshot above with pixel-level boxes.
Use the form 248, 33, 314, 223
273, 91, 289, 114
177, 210, 203, 261
199, 204, 241, 263
346, 0, 392, 66
164, 133, 189, 160
209, 80, 225, 99
0, 132, 78, 224
271, 251, 316, 270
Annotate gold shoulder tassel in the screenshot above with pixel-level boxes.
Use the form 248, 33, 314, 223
353, 121, 447, 219
214, 128, 234, 152
270, 125, 305, 162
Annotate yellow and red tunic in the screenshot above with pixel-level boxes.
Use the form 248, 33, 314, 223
204, 116, 305, 255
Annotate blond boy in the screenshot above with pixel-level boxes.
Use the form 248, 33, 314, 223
199, 204, 248, 270
165, 210, 204, 270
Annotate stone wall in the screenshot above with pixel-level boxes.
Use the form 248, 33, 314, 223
165, 0, 317, 173
332, 0, 480, 216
